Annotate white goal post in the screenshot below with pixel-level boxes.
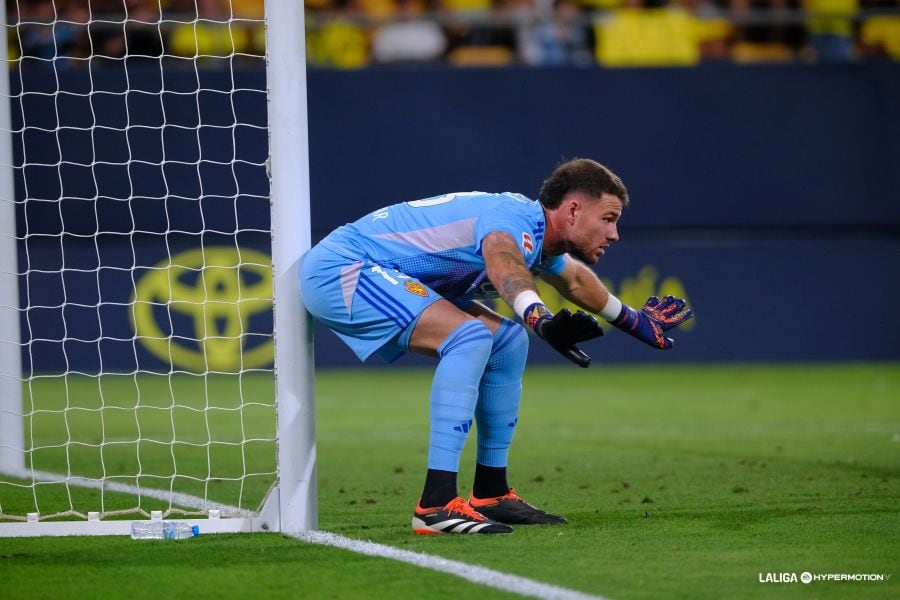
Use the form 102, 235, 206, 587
0, 0, 315, 537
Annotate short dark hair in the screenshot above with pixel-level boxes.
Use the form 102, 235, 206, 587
538, 158, 629, 209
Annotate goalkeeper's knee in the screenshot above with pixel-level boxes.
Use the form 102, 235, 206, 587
484, 318, 529, 380
427, 319, 494, 472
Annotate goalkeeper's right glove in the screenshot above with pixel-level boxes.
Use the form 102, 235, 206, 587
523, 302, 604, 368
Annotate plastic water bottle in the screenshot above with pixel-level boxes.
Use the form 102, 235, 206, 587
131, 521, 200, 540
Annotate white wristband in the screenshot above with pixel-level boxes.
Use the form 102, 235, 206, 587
513, 290, 544, 321
599, 293, 623, 322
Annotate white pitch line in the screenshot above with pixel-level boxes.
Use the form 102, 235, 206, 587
11, 468, 254, 516
296, 530, 607, 600
9, 469, 608, 600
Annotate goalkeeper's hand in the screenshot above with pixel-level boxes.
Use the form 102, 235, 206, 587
610, 295, 693, 349
524, 304, 604, 368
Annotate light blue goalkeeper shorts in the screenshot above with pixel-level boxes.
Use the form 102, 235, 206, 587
299, 243, 443, 363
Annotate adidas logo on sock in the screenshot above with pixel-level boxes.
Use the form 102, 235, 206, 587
453, 419, 473, 433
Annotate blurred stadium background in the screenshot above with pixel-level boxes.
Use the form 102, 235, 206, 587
9, 0, 900, 66
8, 0, 899, 372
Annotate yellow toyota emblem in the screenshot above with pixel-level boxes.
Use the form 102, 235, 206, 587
131, 247, 274, 372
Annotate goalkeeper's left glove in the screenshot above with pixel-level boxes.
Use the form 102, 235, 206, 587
600, 294, 693, 350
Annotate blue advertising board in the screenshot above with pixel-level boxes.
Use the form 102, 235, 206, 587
19, 232, 898, 373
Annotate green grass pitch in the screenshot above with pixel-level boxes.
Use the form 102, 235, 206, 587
2, 363, 899, 599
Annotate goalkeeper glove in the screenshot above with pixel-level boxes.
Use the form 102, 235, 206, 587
602, 295, 693, 350
523, 302, 604, 368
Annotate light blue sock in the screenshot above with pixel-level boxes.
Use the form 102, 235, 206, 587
475, 318, 529, 468
427, 320, 494, 472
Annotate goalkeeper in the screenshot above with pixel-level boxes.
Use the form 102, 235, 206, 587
300, 158, 692, 535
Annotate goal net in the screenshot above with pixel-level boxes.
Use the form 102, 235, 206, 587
0, 1, 314, 536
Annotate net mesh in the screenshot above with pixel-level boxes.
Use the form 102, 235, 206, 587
0, 1, 275, 522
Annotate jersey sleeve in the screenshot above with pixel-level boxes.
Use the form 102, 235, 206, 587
472, 199, 541, 259
539, 253, 567, 276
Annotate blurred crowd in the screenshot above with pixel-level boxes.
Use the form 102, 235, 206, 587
7, 0, 900, 67
9, 0, 266, 64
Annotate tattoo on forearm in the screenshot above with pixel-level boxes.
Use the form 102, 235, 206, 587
483, 232, 537, 308
499, 270, 534, 306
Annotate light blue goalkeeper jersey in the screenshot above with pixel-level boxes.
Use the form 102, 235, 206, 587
318, 191, 567, 303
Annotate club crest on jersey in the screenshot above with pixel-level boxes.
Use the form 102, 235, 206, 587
522, 232, 534, 255
405, 281, 428, 297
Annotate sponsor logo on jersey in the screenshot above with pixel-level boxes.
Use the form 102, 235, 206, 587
522, 232, 534, 255
405, 281, 428, 297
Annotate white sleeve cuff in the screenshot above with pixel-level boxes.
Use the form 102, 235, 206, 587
513, 290, 544, 321
599, 293, 623, 322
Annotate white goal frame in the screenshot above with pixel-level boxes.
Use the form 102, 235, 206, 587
0, 0, 316, 537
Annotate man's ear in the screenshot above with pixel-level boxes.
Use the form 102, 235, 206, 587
565, 197, 579, 224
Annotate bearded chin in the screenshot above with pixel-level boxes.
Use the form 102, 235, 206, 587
563, 239, 597, 265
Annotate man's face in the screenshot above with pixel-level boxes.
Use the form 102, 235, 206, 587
560, 193, 623, 264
